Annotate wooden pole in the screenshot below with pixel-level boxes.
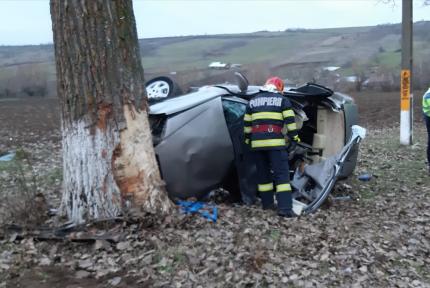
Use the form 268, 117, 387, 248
400, 0, 413, 145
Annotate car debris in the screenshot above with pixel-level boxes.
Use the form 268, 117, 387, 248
332, 196, 352, 201
358, 173, 373, 181
178, 201, 218, 222
292, 125, 366, 214
0, 152, 15, 162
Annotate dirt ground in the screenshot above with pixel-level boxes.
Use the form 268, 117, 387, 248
1, 91, 430, 287
0, 98, 60, 150
350, 90, 426, 129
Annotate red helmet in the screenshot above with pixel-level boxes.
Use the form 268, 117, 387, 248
265, 77, 284, 92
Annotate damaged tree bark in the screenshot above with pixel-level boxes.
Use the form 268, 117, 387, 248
50, 0, 172, 223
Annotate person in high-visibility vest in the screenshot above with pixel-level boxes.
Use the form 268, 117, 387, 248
422, 87, 430, 173
244, 77, 300, 218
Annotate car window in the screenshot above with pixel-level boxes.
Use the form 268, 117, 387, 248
222, 100, 246, 124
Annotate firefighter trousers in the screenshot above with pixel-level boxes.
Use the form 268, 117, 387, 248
253, 149, 292, 213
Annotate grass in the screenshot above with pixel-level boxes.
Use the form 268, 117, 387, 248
353, 126, 430, 202
355, 184, 376, 200
313, 26, 372, 34
381, 34, 400, 47
141, 31, 331, 71
339, 67, 354, 77
150, 247, 188, 274
143, 38, 237, 70
173, 251, 187, 266
413, 262, 430, 281
269, 229, 281, 242
45, 167, 62, 186
0, 66, 17, 80
0, 148, 54, 226
0, 161, 13, 173
414, 41, 430, 63
375, 51, 401, 69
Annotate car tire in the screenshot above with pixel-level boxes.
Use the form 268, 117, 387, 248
146, 76, 182, 102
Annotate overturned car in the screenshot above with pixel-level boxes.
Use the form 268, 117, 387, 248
147, 74, 365, 215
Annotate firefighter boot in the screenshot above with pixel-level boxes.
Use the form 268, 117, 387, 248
276, 192, 297, 218
260, 192, 275, 210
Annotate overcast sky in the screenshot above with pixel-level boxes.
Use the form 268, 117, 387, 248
0, 0, 429, 45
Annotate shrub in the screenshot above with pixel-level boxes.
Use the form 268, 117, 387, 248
0, 148, 48, 227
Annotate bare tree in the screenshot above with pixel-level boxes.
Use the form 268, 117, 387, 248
379, 0, 429, 6
50, 0, 173, 223
351, 59, 367, 92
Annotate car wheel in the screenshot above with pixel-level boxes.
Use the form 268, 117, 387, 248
145, 76, 182, 101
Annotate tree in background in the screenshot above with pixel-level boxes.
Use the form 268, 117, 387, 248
380, 0, 429, 6
351, 59, 367, 92
0, 63, 49, 98
50, 0, 172, 223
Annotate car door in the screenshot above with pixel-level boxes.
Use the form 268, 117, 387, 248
221, 98, 258, 204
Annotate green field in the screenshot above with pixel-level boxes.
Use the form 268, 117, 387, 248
2, 23, 429, 73
0, 22, 429, 95
140, 30, 349, 71
376, 51, 401, 69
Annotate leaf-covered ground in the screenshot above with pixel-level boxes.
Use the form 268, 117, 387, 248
1, 97, 430, 287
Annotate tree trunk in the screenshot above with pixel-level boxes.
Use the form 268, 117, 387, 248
50, 0, 172, 223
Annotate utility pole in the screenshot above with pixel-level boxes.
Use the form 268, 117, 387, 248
400, 0, 413, 145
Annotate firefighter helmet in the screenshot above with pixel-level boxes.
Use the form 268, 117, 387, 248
265, 77, 284, 92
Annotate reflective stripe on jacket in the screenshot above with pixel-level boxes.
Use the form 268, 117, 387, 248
243, 91, 299, 150
423, 88, 430, 117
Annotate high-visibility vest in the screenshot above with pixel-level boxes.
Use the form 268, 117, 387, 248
244, 91, 299, 150
423, 88, 430, 117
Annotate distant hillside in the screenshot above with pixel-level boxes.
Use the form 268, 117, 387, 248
0, 21, 429, 98
139, 21, 430, 71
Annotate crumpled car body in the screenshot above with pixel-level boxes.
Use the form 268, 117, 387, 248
148, 75, 365, 214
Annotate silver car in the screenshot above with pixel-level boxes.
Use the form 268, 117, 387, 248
148, 74, 365, 215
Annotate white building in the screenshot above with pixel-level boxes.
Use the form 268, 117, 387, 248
208, 62, 229, 69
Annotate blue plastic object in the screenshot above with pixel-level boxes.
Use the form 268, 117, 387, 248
0, 152, 15, 162
358, 173, 372, 181
177, 200, 218, 222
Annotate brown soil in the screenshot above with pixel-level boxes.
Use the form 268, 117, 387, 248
0, 98, 60, 149
350, 90, 425, 129
1, 91, 429, 287
7, 267, 139, 288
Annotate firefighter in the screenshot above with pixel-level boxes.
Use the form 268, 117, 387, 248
244, 77, 300, 218
422, 87, 430, 173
